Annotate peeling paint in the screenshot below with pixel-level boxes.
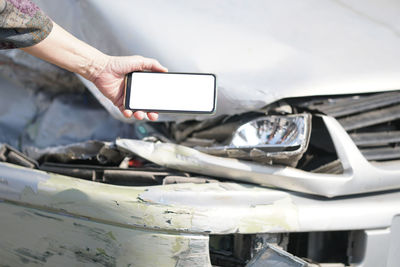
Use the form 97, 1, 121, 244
0, 162, 300, 234
32, 212, 63, 222
14, 248, 54, 263
0, 202, 211, 266
2, 159, 400, 239
174, 238, 211, 267
106, 232, 116, 241
73, 248, 115, 267
172, 237, 184, 255
137, 183, 299, 233
238, 198, 299, 233
2, 154, 400, 265
0, 163, 49, 200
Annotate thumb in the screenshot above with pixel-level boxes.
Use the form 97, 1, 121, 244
139, 57, 168, 72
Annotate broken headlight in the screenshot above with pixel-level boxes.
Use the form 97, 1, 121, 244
230, 115, 308, 151
198, 114, 311, 166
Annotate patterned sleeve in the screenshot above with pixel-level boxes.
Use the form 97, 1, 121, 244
0, 0, 53, 49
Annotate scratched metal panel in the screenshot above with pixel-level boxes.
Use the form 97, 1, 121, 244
0, 201, 211, 267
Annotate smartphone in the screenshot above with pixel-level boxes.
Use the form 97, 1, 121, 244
124, 72, 217, 114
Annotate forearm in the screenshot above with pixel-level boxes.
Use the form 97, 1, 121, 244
21, 22, 108, 82
20, 19, 166, 121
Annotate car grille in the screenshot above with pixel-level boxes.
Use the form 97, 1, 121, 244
301, 91, 400, 161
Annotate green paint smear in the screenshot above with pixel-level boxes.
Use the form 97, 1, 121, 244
96, 248, 108, 256
106, 231, 116, 241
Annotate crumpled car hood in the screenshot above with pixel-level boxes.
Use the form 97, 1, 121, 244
36, 0, 400, 121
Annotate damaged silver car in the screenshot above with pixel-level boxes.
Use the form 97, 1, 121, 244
1, 1, 400, 266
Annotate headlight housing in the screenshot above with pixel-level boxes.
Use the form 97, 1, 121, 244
198, 114, 311, 166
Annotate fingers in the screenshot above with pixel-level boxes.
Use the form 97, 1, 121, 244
147, 112, 159, 121
122, 109, 133, 118
119, 106, 158, 121
133, 111, 146, 120
133, 111, 158, 121
140, 57, 168, 73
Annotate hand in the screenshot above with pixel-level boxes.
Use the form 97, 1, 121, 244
21, 23, 167, 120
91, 55, 168, 121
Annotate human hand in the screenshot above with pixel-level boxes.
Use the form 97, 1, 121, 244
91, 55, 168, 121
21, 22, 167, 120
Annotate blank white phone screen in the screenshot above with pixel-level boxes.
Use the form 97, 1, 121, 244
128, 72, 216, 112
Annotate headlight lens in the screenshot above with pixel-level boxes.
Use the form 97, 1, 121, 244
197, 114, 311, 165
230, 115, 309, 152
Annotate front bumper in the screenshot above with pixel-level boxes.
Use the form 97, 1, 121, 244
1, 161, 400, 266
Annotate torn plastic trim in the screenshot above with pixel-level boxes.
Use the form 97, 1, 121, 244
246, 243, 308, 267
117, 115, 400, 198
0, 144, 38, 169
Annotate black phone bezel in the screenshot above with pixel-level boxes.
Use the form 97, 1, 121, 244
124, 71, 217, 114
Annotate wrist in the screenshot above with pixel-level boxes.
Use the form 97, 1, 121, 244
79, 51, 110, 83
22, 22, 111, 83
